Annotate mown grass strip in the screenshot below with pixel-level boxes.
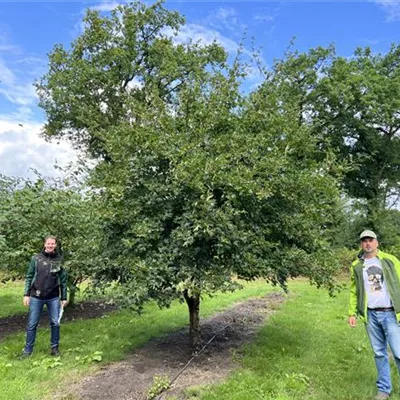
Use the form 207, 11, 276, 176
197, 279, 400, 400
0, 280, 277, 400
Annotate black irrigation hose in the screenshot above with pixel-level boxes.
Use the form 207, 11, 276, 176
154, 324, 230, 400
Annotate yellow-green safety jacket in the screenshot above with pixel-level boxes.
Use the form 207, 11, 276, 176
349, 250, 400, 322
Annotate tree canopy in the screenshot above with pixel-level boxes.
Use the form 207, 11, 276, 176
315, 45, 400, 214
0, 172, 101, 304
259, 44, 400, 218
33, 1, 350, 347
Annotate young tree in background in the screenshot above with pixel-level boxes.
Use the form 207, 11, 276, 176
0, 172, 101, 305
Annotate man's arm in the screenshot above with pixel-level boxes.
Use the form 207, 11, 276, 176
348, 262, 358, 327
22, 257, 36, 306
59, 267, 68, 305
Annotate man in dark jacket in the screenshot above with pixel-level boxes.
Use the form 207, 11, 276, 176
20, 235, 68, 358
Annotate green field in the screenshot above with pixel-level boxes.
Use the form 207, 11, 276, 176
1, 279, 398, 400
0, 280, 277, 400
196, 279, 389, 400
0, 280, 26, 318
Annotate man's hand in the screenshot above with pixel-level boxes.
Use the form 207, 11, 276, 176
61, 300, 68, 308
23, 296, 30, 307
348, 316, 357, 327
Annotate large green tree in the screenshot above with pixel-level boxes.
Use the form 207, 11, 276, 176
0, 172, 100, 305
254, 44, 400, 238
266, 45, 400, 214
37, 1, 345, 348
315, 45, 400, 215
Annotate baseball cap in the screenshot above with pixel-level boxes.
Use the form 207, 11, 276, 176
359, 230, 377, 240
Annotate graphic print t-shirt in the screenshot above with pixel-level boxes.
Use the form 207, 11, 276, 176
362, 257, 392, 309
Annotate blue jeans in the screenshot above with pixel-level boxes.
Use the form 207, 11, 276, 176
24, 296, 61, 354
366, 309, 400, 394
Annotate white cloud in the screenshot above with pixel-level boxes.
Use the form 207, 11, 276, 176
0, 29, 80, 181
0, 59, 15, 86
0, 83, 37, 106
72, 0, 125, 38
360, 38, 380, 45
206, 7, 246, 34
0, 58, 38, 106
0, 34, 21, 55
374, 0, 400, 21
0, 43, 20, 54
254, 13, 275, 23
0, 111, 78, 179
172, 23, 247, 56
90, 1, 122, 12
15, 57, 48, 78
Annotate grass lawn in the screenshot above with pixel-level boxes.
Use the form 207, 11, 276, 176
2, 279, 399, 400
0, 280, 87, 319
0, 280, 277, 400
0, 280, 26, 318
196, 279, 400, 400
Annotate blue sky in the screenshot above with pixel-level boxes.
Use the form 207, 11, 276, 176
0, 0, 399, 179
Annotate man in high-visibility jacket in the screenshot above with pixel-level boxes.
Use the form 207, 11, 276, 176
349, 230, 400, 400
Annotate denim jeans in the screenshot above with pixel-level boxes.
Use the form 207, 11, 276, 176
366, 309, 400, 394
24, 296, 61, 354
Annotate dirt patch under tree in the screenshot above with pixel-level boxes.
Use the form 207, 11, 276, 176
62, 292, 285, 400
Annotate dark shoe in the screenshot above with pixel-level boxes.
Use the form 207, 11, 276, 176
50, 346, 60, 356
18, 351, 32, 360
375, 392, 390, 400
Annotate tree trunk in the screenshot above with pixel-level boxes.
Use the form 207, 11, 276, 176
68, 285, 77, 306
68, 277, 82, 307
183, 290, 202, 352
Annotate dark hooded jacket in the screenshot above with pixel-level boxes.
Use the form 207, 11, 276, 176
23, 250, 67, 300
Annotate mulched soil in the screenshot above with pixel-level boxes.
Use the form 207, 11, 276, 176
62, 292, 286, 400
0, 302, 117, 342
